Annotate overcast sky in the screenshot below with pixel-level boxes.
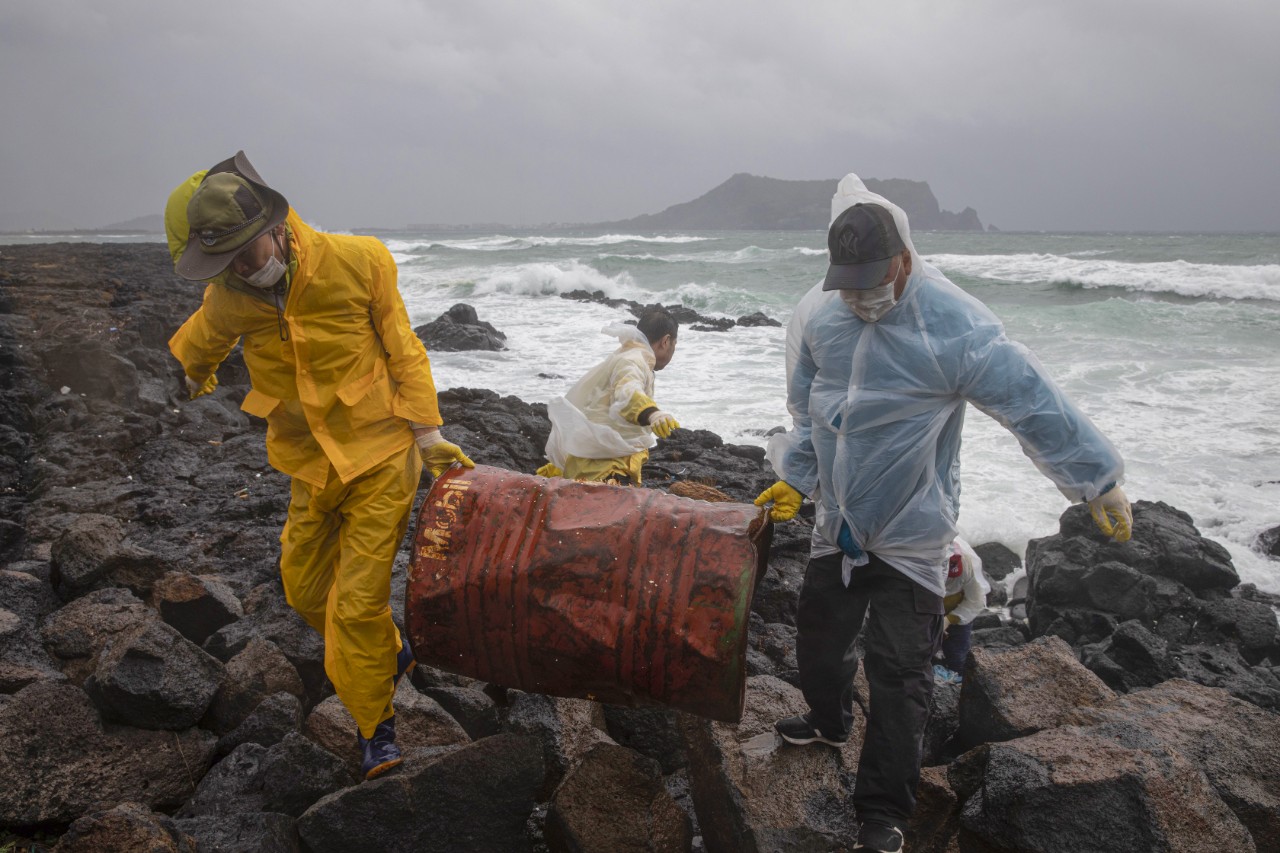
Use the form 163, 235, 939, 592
2, 0, 1277, 232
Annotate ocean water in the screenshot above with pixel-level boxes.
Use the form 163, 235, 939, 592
381, 229, 1280, 594
9, 228, 1279, 593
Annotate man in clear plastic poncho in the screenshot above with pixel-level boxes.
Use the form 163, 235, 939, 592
754, 174, 1132, 852
538, 308, 679, 484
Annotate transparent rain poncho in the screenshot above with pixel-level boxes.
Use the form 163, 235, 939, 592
545, 323, 657, 469
767, 174, 1124, 595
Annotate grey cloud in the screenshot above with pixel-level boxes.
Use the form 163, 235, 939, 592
1, 0, 1277, 232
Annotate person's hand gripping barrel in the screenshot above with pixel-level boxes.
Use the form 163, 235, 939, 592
412, 424, 475, 477
754, 481, 803, 522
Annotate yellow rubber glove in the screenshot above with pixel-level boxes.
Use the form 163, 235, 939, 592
1088, 485, 1132, 542
754, 481, 803, 522
185, 374, 218, 399
648, 410, 680, 439
536, 462, 563, 478
414, 428, 475, 478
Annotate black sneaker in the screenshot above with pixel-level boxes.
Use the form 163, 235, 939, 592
774, 714, 848, 746
853, 821, 903, 852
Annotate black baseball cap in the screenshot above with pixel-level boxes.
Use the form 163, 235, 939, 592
822, 203, 905, 291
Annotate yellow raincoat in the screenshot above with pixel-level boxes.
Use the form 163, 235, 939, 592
166, 177, 439, 736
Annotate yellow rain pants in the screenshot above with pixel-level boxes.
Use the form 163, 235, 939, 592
280, 442, 421, 738
562, 449, 648, 485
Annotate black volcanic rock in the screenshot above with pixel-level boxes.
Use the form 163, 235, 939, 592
1256, 524, 1280, 558
413, 302, 506, 352
1027, 501, 1279, 709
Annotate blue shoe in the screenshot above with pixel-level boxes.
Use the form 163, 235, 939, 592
358, 716, 403, 780
394, 644, 416, 687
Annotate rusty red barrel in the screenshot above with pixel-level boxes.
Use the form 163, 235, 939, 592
405, 464, 772, 722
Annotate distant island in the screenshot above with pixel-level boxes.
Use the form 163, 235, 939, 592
596, 173, 985, 232
6, 176, 983, 235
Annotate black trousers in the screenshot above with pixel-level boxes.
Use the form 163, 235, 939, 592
795, 552, 944, 828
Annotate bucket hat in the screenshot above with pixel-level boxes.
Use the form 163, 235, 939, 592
175, 151, 289, 281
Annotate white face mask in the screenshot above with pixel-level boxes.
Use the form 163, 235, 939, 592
240, 235, 286, 289
840, 257, 902, 322
840, 282, 896, 322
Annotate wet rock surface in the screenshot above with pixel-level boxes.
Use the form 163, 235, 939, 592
1028, 500, 1280, 709
560, 288, 781, 333
413, 302, 507, 352
2, 243, 1277, 850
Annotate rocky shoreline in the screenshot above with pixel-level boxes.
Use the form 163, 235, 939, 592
1, 242, 1278, 852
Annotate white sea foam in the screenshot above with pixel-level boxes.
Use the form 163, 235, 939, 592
398, 261, 635, 297
598, 245, 827, 264
928, 253, 1280, 301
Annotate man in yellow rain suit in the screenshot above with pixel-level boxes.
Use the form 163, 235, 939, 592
165, 152, 473, 780
538, 307, 679, 485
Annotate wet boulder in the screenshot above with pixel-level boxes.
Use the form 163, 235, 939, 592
1253, 524, 1280, 558
418, 683, 501, 740
203, 637, 304, 734
173, 813, 300, 853
1028, 502, 1238, 616
1170, 644, 1280, 710
958, 636, 1114, 749
1194, 597, 1280, 664
602, 703, 689, 774
736, 311, 782, 327
296, 733, 545, 853
216, 691, 304, 757
949, 723, 1254, 852
203, 580, 327, 706
48, 512, 174, 601
436, 387, 550, 474
48, 513, 122, 599
179, 733, 352, 820
0, 569, 65, 692
922, 680, 962, 767
501, 690, 613, 797
39, 586, 158, 684
1080, 619, 1179, 692
1065, 678, 1280, 850
545, 742, 692, 853
414, 303, 507, 352
84, 619, 225, 730
0, 681, 216, 825
746, 614, 800, 684
152, 570, 243, 645
973, 541, 1021, 580
52, 802, 196, 853
970, 624, 1028, 652
680, 675, 861, 852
